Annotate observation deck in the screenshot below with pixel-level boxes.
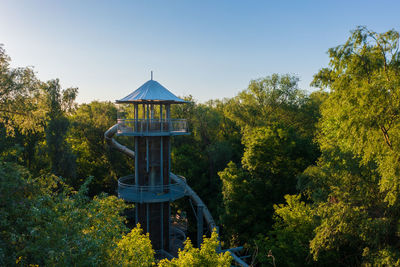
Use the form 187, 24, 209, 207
118, 175, 187, 203
117, 119, 189, 136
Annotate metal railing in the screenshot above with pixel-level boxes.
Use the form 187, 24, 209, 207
118, 175, 186, 203
117, 119, 188, 135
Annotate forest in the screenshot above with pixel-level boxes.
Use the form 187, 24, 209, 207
1, 26, 400, 266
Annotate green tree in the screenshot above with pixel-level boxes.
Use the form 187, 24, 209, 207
256, 195, 318, 267
43, 79, 77, 182
220, 125, 317, 245
260, 27, 400, 266
308, 27, 400, 265
0, 45, 46, 173
110, 224, 155, 267
68, 101, 133, 194
158, 230, 231, 267
0, 46, 78, 180
313, 26, 400, 205
0, 162, 155, 266
219, 74, 321, 246
224, 74, 309, 134
171, 96, 242, 241
0, 45, 43, 136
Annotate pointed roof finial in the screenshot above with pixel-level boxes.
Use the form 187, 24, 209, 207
151, 71, 153, 80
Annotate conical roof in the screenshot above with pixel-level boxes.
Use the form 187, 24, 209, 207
116, 79, 187, 104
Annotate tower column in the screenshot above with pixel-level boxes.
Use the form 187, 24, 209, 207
197, 205, 204, 248
114, 78, 189, 256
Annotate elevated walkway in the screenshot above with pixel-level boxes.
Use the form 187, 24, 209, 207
118, 174, 186, 203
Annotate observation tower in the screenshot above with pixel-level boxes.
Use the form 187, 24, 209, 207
105, 75, 249, 265
111, 76, 188, 256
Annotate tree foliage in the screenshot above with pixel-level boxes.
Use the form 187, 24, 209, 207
308, 27, 400, 265
110, 224, 155, 267
256, 195, 319, 266
219, 74, 321, 246
159, 231, 231, 267
0, 45, 78, 180
262, 27, 400, 266
171, 96, 242, 241
3, 26, 400, 266
68, 101, 133, 193
0, 161, 155, 266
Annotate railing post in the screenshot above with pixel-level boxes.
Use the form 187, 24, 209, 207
134, 104, 138, 132
160, 105, 163, 132
146, 104, 149, 132
166, 104, 171, 132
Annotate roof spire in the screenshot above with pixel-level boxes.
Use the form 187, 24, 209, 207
151, 71, 153, 80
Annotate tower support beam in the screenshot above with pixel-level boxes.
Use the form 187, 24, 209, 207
197, 205, 204, 248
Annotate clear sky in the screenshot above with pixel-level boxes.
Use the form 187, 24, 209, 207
1, 0, 399, 103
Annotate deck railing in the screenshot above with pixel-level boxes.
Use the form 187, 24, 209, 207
118, 175, 186, 203
117, 119, 188, 135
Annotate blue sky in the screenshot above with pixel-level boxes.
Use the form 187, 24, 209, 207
1, 0, 399, 103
